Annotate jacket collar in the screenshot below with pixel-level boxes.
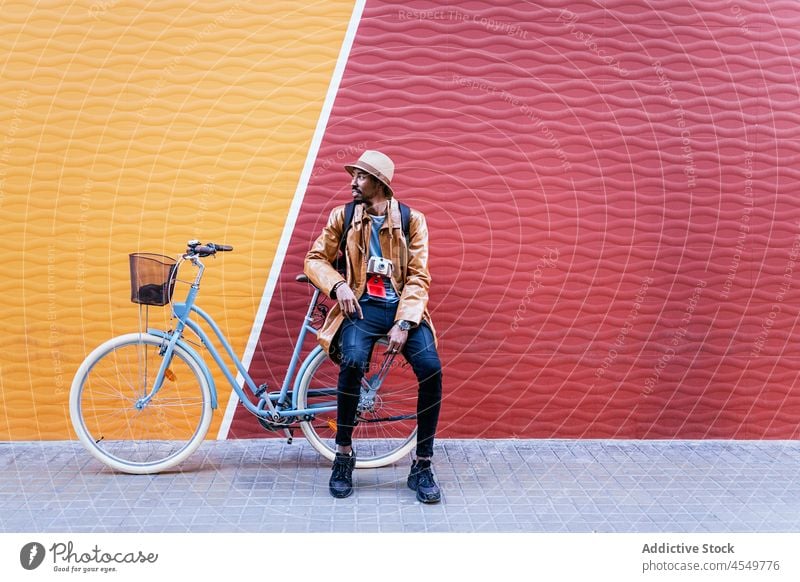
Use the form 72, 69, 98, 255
354, 198, 401, 231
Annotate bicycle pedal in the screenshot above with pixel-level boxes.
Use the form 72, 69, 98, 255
286, 428, 294, 445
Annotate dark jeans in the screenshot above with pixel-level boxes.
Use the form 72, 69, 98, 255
336, 297, 442, 458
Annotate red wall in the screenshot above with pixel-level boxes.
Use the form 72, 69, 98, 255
233, 0, 800, 439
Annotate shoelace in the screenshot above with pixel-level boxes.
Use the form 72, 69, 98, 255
332, 457, 352, 481
416, 465, 435, 488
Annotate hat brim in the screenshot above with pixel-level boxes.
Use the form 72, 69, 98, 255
345, 162, 394, 196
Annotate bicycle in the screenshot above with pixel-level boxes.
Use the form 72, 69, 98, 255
69, 240, 418, 474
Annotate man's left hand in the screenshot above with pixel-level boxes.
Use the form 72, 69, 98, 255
386, 324, 408, 355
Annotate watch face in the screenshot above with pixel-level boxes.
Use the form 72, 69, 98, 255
398, 320, 410, 331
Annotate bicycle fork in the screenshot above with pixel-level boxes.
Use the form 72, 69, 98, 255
133, 332, 183, 410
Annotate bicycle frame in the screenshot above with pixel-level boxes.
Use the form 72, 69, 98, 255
142, 255, 337, 429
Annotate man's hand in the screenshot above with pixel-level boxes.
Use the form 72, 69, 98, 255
386, 324, 408, 355
335, 283, 363, 319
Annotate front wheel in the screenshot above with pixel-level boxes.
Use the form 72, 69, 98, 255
296, 343, 417, 468
69, 333, 213, 474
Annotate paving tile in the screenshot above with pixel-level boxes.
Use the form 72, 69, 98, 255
1, 440, 800, 533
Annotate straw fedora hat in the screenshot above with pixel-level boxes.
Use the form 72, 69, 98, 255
344, 150, 395, 196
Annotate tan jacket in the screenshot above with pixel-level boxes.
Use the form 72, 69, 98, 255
304, 198, 436, 356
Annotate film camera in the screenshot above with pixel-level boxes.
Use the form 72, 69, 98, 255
367, 256, 393, 278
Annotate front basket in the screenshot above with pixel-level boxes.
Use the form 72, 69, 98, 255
129, 253, 177, 306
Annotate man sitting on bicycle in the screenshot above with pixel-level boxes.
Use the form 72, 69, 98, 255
304, 150, 443, 503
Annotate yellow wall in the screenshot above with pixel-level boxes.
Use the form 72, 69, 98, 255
0, 0, 355, 439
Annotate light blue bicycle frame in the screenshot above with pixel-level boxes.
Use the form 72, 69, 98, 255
140, 255, 337, 437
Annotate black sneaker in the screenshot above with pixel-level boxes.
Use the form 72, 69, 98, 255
407, 459, 441, 504
329, 452, 355, 498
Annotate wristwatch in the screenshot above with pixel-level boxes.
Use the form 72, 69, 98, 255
395, 320, 412, 331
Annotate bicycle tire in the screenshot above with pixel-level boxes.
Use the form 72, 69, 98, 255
69, 332, 213, 474
296, 344, 417, 468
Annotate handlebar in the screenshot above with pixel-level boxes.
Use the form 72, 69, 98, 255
184, 241, 234, 258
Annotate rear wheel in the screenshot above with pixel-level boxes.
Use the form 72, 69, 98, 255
297, 343, 417, 468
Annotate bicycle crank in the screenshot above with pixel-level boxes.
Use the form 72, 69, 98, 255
256, 414, 294, 432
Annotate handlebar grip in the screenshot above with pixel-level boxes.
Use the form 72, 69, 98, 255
185, 241, 234, 257
193, 243, 232, 256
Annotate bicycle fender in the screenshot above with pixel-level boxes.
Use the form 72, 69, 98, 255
291, 344, 325, 405
147, 329, 219, 409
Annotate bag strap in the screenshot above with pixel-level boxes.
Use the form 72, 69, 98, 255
399, 201, 411, 247
337, 201, 357, 260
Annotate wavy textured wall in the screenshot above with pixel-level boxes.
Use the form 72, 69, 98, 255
0, 1, 355, 440
235, 0, 800, 439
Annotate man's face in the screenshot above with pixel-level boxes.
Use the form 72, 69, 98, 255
351, 170, 383, 203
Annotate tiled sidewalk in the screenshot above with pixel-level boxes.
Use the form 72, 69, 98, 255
1, 439, 799, 533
